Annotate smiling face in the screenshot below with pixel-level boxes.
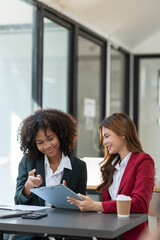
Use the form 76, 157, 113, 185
35, 128, 61, 162
102, 127, 126, 156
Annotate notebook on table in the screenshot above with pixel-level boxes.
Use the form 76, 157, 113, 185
0, 209, 31, 219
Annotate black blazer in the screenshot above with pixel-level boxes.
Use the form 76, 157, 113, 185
14, 155, 87, 206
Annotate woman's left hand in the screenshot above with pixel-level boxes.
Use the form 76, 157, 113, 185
68, 194, 103, 212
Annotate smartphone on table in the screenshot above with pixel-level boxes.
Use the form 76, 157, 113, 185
22, 212, 48, 219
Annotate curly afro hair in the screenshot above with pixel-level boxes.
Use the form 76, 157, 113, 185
17, 109, 77, 160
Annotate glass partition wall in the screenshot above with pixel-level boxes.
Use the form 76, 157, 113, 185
76, 36, 103, 157
0, 0, 33, 204
42, 18, 69, 111
110, 47, 130, 114
134, 57, 160, 181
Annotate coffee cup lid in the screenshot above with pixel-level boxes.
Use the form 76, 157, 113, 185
116, 194, 132, 201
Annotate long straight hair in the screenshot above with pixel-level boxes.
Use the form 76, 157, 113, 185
97, 113, 143, 192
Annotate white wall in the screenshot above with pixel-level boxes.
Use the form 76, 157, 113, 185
133, 31, 160, 54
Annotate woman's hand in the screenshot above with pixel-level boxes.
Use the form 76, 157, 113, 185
68, 194, 103, 212
24, 169, 42, 195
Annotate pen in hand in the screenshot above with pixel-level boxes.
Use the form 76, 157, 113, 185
62, 180, 67, 186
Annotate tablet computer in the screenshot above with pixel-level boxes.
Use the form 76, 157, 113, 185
31, 184, 83, 210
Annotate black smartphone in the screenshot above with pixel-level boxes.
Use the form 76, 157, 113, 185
21, 212, 48, 219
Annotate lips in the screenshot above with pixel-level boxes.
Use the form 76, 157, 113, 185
107, 145, 111, 151
46, 148, 55, 154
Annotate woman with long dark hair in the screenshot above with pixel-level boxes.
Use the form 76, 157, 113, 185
69, 113, 154, 240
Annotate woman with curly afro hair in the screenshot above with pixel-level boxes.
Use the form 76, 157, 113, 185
14, 109, 87, 209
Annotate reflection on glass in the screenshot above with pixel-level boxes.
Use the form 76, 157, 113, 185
77, 36, 101, 157
0, 0, 33, 204
139, 59, 160, 180
43, 18, 69, 111
110, 48, 125, 114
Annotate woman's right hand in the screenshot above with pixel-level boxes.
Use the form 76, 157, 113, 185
68, 194, 103, 212
24, 169, 42, 196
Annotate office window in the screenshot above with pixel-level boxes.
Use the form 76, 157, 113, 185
76, 36, 102, 158
0, 0, 33, 204
110, 48, 126, 114
42, 18, 69, 111
138, 58, 160, 180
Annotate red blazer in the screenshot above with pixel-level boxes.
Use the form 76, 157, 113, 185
100, 152, 154, 240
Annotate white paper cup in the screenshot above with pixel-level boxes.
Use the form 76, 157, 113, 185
116, 195, 132, 217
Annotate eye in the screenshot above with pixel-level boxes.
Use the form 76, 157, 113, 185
37, 141, 43, 145
48, 137, 54, 141
104, 135, 109, 138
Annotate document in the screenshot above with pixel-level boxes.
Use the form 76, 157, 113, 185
0, 205, 50, 211
0, 209, 32, 219
31, 184, 83, 210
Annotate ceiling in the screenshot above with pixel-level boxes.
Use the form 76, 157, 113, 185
43, 0, 160, 52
